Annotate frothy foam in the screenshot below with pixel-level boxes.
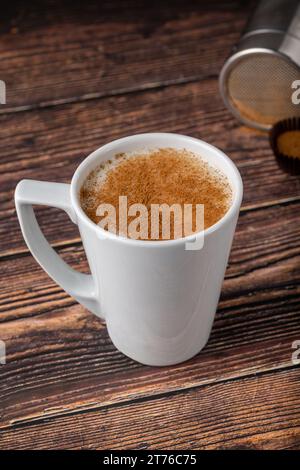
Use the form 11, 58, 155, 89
80, 148, 232, 240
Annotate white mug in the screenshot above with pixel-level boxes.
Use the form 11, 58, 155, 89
15, 133, 243, 366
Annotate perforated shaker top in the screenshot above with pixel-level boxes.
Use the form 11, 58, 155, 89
225, 53, 300, 130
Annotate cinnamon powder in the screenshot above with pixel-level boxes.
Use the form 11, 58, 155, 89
80, 148, 232, 240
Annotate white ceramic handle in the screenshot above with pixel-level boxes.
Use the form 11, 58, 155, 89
15, 180, 102, 318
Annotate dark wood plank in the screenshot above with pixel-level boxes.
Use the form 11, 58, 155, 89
0, 0, 251, 111
1, 79, 300, 256
0, 0, 298, 451
1, 201, 300, 322
0, 202, 299, 428
0, 368, 299, 449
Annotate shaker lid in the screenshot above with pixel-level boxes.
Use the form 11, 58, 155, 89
220, 49, 300, 130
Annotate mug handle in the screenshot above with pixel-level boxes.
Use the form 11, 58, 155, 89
15, 179, 103, 318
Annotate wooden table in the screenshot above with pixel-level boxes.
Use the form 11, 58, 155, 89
0, 0, 299, 450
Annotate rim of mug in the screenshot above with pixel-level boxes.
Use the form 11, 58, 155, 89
71, 133, 243, 247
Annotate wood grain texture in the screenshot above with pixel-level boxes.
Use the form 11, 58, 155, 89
1, 0, 299, 451
1, 79, 300, 256
0, 368, 299, 450
0, 202, 299, 429
0, 0, 251, 111
1, 201, 300, 323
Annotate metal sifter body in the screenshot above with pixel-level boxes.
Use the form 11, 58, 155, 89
220, 0, 300, 130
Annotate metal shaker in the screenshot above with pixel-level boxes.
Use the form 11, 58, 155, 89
220, 0, 300, 130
